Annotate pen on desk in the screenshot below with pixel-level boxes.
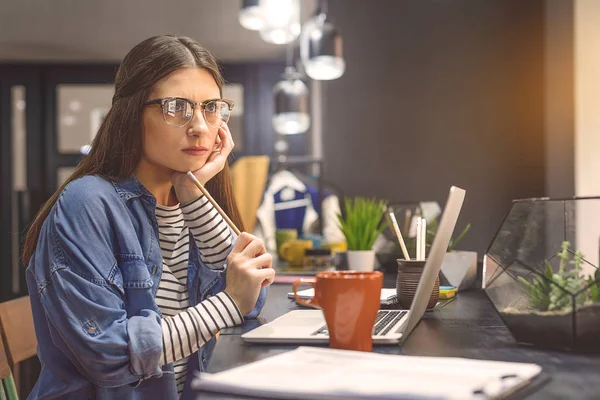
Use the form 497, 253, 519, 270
416, 218, 421, 260
389, 212, 411, 260
186, 171, 242, 235
421, 218, 427, 260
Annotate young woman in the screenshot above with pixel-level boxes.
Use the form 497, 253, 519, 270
21, 35, 275, 400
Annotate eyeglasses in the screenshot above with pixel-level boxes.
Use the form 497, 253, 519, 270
143, 97, 234, 129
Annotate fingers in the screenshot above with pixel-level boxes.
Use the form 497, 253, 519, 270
246, 253, 273, 270
205, 125, 233, 165
231, 232, 266, 257
220, 122, 232, 141
257, 268, 276, 287
231, 232, 267, 256
231, 232, 254, 253
218, 123, 234, 152
242, 238, 267, 258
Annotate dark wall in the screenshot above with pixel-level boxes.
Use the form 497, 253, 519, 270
321, 0, 546, 255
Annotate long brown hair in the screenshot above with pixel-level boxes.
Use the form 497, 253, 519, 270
22, 35, 244, 266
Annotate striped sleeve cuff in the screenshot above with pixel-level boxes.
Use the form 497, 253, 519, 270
216, 291, 244, 326
218, 291, 244, 325
160, 292, 244, 365
180, 196, 234, 269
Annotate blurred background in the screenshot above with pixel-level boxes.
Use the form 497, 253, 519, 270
1, 0, 599, 392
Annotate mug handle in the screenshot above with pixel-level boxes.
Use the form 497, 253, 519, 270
293, 278, 319, 308
280, 241, 292, 261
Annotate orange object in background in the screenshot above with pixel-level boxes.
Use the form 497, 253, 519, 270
293, 271, 383, 352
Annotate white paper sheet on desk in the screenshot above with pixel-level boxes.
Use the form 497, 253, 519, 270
288, 288, 398, 305
193, 347, 542, 400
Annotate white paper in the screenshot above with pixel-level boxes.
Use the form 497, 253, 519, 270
288, 288, 398, 305
193, 347, 542, 400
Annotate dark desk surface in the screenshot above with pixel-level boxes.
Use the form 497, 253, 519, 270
200, 282, 600, 400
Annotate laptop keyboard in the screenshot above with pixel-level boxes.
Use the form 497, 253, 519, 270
311, 310, 407, 337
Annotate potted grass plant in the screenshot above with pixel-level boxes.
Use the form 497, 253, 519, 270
337, 197, 388, 271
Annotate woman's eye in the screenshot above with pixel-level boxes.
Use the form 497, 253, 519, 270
166, 100, 186, 115
174, 101, 185, 112
205, 102, 217, 113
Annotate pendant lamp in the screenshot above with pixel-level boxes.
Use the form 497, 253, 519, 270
300, 0, 345, 80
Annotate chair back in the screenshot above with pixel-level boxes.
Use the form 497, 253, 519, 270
0, 297, 37, 365
0, 328, 18, 399
0, 296, 38, 400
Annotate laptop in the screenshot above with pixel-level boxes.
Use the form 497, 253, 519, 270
242, 186, 466, 346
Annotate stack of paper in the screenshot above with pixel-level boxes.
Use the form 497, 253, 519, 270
193, 347, 542, 399
288, 288, 399, 306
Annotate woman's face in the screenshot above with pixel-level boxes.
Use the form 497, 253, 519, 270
141, 67, 221, 175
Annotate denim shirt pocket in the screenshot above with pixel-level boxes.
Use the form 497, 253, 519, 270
111, 255, 157, 315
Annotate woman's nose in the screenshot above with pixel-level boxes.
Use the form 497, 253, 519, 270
187, 107, 210, 135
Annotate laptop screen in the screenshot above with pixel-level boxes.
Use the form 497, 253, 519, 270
399, 186, 466, 344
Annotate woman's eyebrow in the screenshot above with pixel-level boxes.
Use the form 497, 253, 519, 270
161, 95, 222, 102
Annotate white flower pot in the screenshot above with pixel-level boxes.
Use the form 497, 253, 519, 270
347, 250, 376, 272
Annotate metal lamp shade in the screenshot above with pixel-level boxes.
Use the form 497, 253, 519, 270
259, 0, 301, 45
301, 14, 345, 80
239, 0, 265, 31
272, 69, 310, 135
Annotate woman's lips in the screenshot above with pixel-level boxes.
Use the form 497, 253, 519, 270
182, 148, 209, 156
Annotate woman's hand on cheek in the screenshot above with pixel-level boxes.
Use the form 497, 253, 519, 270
191, 123, 234, 185
171, 123, 234, 203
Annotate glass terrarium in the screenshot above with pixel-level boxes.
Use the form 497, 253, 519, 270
484, 197, 600, 352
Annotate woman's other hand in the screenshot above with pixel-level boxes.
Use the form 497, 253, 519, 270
225, 233, 275, 315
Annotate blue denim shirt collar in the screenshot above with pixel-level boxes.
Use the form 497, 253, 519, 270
111, 174, 155, 202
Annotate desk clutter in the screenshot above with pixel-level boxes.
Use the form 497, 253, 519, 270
273, 228, 346, 273
193, 346, 543, 400
287, 286, 457, 311
246, 187, 468, 353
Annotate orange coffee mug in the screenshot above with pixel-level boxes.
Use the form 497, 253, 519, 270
293, 271, 383, 352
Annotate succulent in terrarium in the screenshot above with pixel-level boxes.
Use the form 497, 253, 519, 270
517, 241, 600, 312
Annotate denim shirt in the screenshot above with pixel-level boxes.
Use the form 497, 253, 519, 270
26, 174, 268, 400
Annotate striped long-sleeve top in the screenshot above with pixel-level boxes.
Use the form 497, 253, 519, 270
154, 195, 243, 396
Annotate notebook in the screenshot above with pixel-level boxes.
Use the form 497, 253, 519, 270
288, 288, 399, 306
242, 186, 466, 345
192, 346, 543, 400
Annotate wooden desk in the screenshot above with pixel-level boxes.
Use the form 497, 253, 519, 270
199, 283, 600, 399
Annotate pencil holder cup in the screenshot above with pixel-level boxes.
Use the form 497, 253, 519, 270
397, 259, 440, 310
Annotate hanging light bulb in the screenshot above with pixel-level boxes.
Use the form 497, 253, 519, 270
272, 66, 310, 135
259, 0, 301, 45
239, 0, 265, 31
300, 1, 345, 80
